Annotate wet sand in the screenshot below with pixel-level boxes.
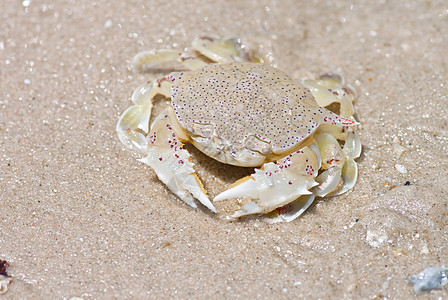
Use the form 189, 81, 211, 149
1, 0, 447, 298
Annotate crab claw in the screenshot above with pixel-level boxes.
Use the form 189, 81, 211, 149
214, 146, 319, 218
140, 108, 216, 212
139, 149, 216, 212
300, 73, 356, 118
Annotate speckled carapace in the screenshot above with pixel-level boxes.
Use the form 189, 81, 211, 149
170, 62, 354, 165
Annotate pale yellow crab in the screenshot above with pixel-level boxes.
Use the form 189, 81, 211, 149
117, 36, 361, 222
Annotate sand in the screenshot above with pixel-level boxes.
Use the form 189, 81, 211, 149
1, 0, 447, 298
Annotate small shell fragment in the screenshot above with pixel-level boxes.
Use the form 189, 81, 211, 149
392, 143, 408, 158
0, 274, 11, 295
366, 229, 388, 248
395, 164, 407, 174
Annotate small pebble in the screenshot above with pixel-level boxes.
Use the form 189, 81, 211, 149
104, 19, 113, 29
409, 265, 448, 294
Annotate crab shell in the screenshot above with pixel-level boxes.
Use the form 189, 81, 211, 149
117, 35, 361, 221
168, 62, 355, 167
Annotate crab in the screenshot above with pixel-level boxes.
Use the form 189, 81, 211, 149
117, 35, 361, 222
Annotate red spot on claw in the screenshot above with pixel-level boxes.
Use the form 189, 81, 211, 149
342, 119, 355, 125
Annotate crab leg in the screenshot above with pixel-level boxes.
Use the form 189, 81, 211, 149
116, 77, 173, 154
214, 146, 320, 218
139, 107, 216, 212
300, 73, 356, 118
264, 194, 316, 223
336, 131, 361, 195
133, 35, 255, 73
312, 131, 361, 197
191, 35, 254, 63
133, 49, 209, 72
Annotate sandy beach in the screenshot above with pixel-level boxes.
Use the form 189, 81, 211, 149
1, 0, 447, 298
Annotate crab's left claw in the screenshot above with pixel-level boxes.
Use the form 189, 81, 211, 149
214, 146, 319, 219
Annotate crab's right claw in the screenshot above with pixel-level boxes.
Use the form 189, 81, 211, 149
140, 149, 216, 213
214, 147, 319, 218
140, 108, 216, 213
